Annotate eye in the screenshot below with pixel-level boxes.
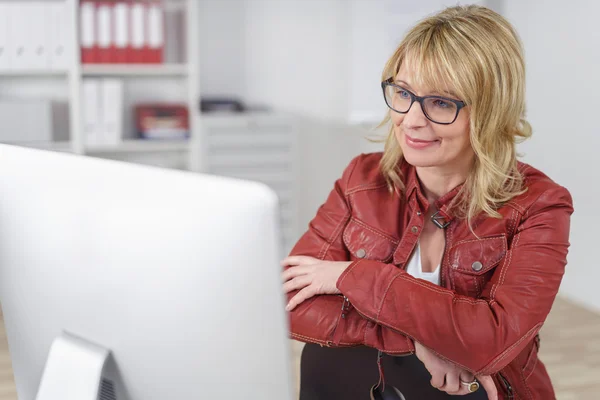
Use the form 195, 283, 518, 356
396, 89, 411, 99
432, 99, 451, 108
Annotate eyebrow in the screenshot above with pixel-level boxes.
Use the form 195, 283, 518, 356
394, 79, 458, 98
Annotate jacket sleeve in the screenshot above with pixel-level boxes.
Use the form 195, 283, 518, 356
336, 185, 573, 375
286, 155, 414, 354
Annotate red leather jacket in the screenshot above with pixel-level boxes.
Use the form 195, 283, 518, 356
287, 153, 573, 399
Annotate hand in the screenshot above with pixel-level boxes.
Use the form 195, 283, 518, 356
281, 255, 352, 312
414, 342, 498, 399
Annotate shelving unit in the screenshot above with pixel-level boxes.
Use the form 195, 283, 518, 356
85, 139, 189, 154
0, 0, 300, 254
10, 141, 74, 153
81, 63, 188, 77
0, 70, 69, 78
0, 0, 199, 169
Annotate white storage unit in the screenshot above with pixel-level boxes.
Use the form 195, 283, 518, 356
0, 0, 199, 167
203, 113, 299, 255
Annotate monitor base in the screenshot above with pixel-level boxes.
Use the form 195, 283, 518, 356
36, 331, 109, 400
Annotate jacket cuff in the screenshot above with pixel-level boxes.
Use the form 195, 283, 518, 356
337, 259, 404, 322
338, 259, 415, 355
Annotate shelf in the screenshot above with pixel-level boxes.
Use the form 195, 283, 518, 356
5, 141, 73, 152
85, 139, 190, 154
0, 69, 68, 78
81, 64, 188, 77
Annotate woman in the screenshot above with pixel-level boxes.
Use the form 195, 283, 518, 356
282, 5, 573, 400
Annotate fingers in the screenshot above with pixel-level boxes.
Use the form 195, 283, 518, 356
280, 255, 318, 267
477, 375, 498, 400
441, 371, 460, 394
281, 265, 311, 282
283, 275, 311, 294
445, 371, 475, 395
459, 370, 475, 383
430, 372, 445, 390
286, 286, 316, 311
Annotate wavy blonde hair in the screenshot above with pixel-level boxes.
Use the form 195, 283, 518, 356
379, 5, 531, 221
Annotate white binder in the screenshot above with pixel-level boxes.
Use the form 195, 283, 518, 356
8, 2, 26, 70
0, 3, 10, 70
100, 79, 124, 146
48, 1, 71, 70
82, 79, 101, 147
29, 2, 50, 70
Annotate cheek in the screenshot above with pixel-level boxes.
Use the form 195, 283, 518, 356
390, 112, 403, 127
391, 116, 404, 140
440, 127, 472, 153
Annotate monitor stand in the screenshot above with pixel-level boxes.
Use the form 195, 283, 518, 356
36, 331, 116, 400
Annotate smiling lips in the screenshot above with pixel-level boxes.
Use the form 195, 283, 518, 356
405, 134, 440, 150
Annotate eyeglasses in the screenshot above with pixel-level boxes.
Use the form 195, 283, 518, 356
381, 78, 466, 125
369, 350, 407, 400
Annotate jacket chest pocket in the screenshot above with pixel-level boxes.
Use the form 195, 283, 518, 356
447, 235, 507, 298
342, 218, 398, 262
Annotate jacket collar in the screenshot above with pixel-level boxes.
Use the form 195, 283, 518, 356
402, 159, 465, 226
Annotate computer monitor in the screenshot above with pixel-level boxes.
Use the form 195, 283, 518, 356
0, 144, 294, 400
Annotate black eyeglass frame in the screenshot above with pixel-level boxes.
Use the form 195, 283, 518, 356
381, 78, 466, 125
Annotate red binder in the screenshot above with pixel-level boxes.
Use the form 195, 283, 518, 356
80, 0, 98, 63
113, 0, 129, 63
96, 1, 114, 63
144, 0, 164, 63
128, 0, 146, 63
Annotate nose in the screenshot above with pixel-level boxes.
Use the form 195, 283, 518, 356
402, 100, 428, 129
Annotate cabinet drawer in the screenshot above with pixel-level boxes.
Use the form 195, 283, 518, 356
207, 152, 291, 169
208, 131, 292, 149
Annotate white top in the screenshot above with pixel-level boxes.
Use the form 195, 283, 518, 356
406, 243, 441, 285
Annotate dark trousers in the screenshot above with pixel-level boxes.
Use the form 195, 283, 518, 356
299, 343, 489, 400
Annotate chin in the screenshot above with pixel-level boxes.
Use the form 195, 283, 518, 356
402, 151, 440, 168
399, 144, 440, 168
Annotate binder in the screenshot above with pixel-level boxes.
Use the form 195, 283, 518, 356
48, 1, 71, 70
113, 1, 129, 63
29, 2, 50, 70
80, 1, 97, 64
9, 2, 27, 69
100, 79, 124, 145
146, 0, 164, 63
0, 2, 10, 70
96, 1, 114, 63
82, 79, 101, 146
129, 1, 146, 63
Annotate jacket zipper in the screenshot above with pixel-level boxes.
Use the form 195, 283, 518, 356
498, 372, 514, 399
329, 295, 351, 346
332, 294, 417, 356
440, 223, 449, 287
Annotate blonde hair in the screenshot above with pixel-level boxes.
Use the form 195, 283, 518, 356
379, 5, 531, 222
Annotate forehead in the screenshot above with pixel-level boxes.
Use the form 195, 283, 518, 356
394, 54, 459, 97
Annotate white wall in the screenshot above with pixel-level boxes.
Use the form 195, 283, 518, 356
198, 0, 247, 98
231, 0, 371, 233
243, 0, 351, 121
504, 2, 600, 311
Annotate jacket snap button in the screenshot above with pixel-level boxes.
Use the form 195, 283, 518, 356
411, 226, 418, 233
356, 249, 366, 258
472, 261, 483, 272
416, 211, 422, 216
